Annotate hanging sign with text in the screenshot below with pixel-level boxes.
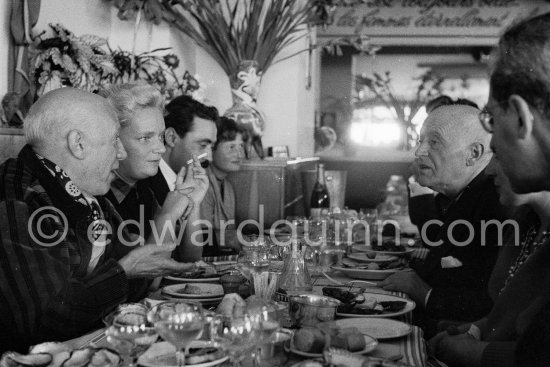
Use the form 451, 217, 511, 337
318, 0, 550, 43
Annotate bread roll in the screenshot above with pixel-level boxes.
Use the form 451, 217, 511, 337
341, 332, 366, 352
293, 327, 327, 353
330, 329, 366, 352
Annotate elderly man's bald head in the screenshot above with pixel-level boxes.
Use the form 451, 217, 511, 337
24, 88, 126, 196
25, 88, 119, 150
415, 104, 493, 197
426, 104, 491, 151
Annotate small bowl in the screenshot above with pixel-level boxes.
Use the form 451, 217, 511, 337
288, 294, 340, 327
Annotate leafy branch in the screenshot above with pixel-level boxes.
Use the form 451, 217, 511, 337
355, 70, 444, 149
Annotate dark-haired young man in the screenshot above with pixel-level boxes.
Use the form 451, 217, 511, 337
147, 95, 218, 203
146, 95, 218, 260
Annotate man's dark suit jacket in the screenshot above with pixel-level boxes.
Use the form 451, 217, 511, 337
412, 170, 505, 331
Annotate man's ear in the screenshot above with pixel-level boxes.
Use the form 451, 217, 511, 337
508, 94, 534, 140
164, 127, 179, 148
67, 130, 85, 160
468, 142, 485, 165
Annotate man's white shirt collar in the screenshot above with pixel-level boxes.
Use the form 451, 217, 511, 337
159, 158, 176, 191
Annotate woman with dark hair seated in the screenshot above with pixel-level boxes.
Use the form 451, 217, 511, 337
200, 116, 246, 257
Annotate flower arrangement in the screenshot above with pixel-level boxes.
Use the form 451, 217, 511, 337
105, 47, 204, 101
31, 23, 117, 95
30, 23, 203, 101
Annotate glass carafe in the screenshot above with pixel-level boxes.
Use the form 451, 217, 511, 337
278, 236, 313, 294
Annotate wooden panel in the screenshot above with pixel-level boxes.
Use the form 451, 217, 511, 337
227, 158, 318, 228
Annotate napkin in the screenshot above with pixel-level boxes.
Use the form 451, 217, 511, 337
408, 176, 434, 197
441, 256, 463, 268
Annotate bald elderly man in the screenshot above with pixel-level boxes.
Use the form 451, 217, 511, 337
379, 101, 505, 336
0, 88, 199, 352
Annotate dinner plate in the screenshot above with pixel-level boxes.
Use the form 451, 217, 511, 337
336, 292, 415, 318
352, 244, 415, 256
285, 334, 378, 358
335, 318, 411, 340
347, 253, 398, 263
161, 295, 224, 304
164, 274, 221, 283
331, 266, 402, 280
138, 341, 228, 367
161, 283, 224, 299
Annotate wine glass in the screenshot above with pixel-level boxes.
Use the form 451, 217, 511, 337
148, 301, 204, 367
211, 313, 261, 367
245, 298, 281, 366
103, 303, 158, 367
238, 240, 271, 277
303, 244, 321, 274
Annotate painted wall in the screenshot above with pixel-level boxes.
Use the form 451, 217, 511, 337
0, 1, 11, 95
31, 0, 316, 158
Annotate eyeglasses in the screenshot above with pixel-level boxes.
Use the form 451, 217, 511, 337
479, 101, 508, 133
479, 109, 494, 133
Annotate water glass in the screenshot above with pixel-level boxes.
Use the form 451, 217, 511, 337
238, 241, 270, 278
303, 245, 321, 274
148, 301, 204, 367
246, 298, 281, 366
211, 313, 260, 367
319, 245, 345, 272
103, 303, 158, 367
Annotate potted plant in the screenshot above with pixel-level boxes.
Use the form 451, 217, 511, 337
106, 47, 203, 101
30, 24, 117, 95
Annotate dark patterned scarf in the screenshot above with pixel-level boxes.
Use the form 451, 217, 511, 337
35, 153, 105, 240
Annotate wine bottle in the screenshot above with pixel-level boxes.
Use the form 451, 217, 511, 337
310, 163, 330, 218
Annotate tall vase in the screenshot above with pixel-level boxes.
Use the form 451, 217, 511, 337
224, 60, 266, 159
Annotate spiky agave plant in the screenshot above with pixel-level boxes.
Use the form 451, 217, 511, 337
114, 0, 319, 76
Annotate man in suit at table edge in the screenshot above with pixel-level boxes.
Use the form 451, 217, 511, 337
430, 13, 550, 367
0, 88, 197, 352
379, 101, 505, 337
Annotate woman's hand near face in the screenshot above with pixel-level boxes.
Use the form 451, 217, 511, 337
156, 157, 209, 222
176, 155, 209, 205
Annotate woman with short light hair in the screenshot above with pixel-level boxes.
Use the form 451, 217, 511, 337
100, 83, 208, 275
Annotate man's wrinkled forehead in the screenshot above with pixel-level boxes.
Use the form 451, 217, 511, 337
423, 105, 478, 137
420, 112, 451, 140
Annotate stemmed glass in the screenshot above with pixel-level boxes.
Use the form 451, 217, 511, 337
103, 303, 158, 367
237, 237, 271, 277
246, 298, 281, 367
148, 301, 204, 367
210, 313, 261, 367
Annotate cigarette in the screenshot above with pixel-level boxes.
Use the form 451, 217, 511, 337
186, 153, 207, 165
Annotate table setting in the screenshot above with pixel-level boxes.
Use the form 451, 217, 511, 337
1, 212, 437, 367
